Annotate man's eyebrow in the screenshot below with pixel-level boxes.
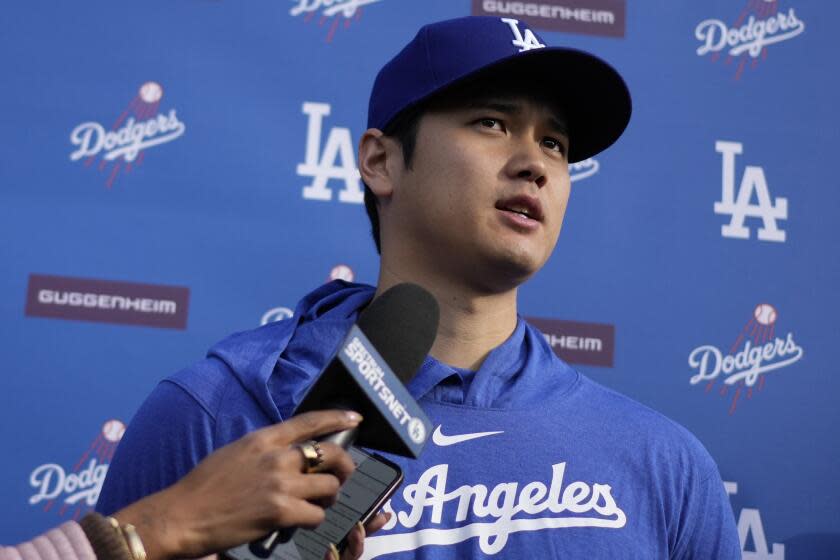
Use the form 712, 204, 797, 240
547, 115, 569, 138
464, 99, 569, 137
464, 99, 521, 114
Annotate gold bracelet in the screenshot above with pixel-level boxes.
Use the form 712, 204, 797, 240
105, 516, 148, 560
119, 522, 148, 560
79, 513, 134, 560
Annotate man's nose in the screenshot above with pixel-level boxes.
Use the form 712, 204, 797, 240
504, 140, 548, 188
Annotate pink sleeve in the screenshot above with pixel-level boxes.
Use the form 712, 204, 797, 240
0, 521, 97, 560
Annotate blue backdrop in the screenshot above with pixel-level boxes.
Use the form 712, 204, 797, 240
2, 1, 838, 557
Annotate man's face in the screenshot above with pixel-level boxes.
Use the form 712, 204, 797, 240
380, 89, 571, 292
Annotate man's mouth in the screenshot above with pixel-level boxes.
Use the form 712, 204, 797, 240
495, 195, 544, 223
503, 205, 536, 220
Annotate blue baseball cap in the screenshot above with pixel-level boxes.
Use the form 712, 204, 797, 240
368, 16, 631, 163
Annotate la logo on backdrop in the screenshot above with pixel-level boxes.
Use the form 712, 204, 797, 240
694, 0, 805, 80
69, 81, 186, 188
714, 140, 788, 243
687, 303, 804, 414
289, 0, 384, 42
724, 480, 786, 559
28, 420, 125, 520
298, 102, 602, 206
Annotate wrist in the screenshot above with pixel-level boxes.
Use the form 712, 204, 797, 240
79, 513, 134, 560
114, 489, 186, 560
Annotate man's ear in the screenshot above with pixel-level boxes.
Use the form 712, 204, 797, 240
358, 129, 397, 200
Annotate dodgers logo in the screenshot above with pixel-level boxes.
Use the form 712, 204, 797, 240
69, 81, 185, 188
695, 1, 805, 80
688, 304, 803, 414
28, 420, 124, 519
289, 0, 384, 42
714, 140, 788, 243
501, 18, 545, 52
362, 427, 627, 558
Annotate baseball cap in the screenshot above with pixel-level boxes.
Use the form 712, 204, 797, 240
367, 16, 631, 163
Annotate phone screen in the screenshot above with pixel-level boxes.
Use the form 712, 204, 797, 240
225, 446, 402, 560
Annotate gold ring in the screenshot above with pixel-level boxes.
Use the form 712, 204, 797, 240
296, 440, 324, 473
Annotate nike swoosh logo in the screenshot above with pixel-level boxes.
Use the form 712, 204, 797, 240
432, 425, 504, 446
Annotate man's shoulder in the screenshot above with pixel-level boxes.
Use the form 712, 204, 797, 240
574, 375, 719, 474
166, 321, 294, 415
96, 323, 290, 515
574, 375, 684, 428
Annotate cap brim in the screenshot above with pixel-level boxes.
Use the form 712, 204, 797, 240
521, 48, 632, 163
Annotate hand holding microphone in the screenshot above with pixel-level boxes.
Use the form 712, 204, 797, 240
110, 410, 365, 560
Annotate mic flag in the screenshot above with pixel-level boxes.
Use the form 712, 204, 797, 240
294, 283, 439, 457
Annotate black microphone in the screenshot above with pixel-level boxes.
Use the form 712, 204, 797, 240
247, 283, 439, 557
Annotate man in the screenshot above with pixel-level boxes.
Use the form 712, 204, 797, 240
98, 16, 740, 559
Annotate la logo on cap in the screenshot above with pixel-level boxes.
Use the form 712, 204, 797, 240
501, 18, 545, 52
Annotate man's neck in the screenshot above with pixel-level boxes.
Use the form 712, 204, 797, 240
375, 265, 519, 371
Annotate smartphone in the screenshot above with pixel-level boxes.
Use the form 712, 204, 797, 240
224, 446, 403, 560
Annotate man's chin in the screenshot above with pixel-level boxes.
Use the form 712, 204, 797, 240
472, 250, 545, 293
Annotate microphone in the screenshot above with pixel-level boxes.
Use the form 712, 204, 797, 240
249, 283, 439, 557
297, 282, 439, 455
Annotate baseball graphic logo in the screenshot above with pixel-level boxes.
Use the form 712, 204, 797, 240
753, 303, 777, 326
261, 306, 294, 326
289, 0, 384, 43
68, 81, 185, 188
329, 264, 354, 282
29, 419, 125, 519
688, 303, 803, 414
102, 419, 126, 442
694, 2, 805, 80
139, 81, 163, 103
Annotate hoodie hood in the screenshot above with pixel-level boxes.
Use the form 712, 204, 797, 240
207, 280, 579, 423
208, 280, 375, 422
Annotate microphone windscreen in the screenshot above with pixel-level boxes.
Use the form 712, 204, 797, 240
356, 283, 439, 385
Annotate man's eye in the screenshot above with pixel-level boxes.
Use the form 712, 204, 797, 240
478, 118, 503, 130
543, 137, 567, 154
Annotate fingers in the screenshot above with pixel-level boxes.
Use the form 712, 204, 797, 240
279, 441, 355, 482
282, 473, 341, 504
342, 522, 365, 559
309, 442, 355, 482
363, 511, 391, 536
269, 410, 363, 444
270, 496, 329, 529
341, 512, 390, 559
324, 544, 340, 560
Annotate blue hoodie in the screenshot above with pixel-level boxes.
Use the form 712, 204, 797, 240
97, 281, 740, 559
